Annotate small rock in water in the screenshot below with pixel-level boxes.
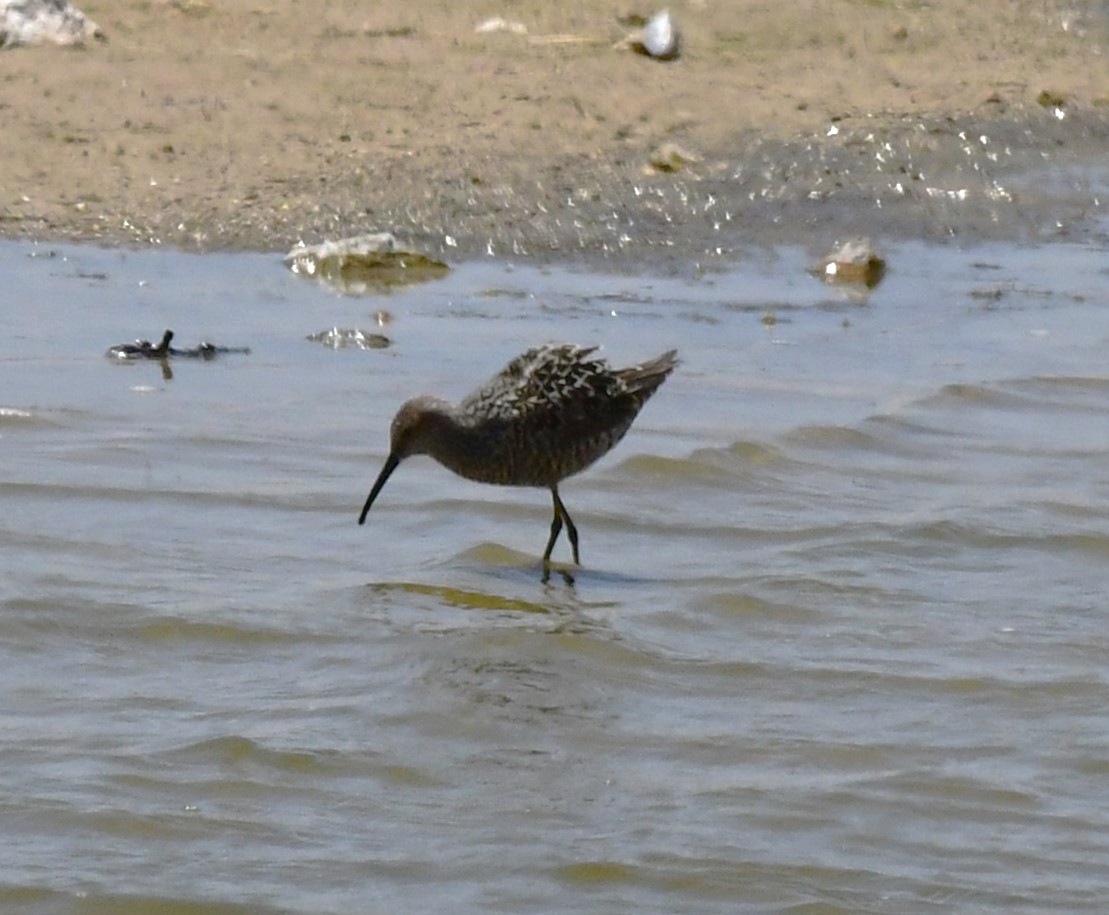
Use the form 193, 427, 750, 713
306, 327, 391, 350
618, 9, 679, 61
0, 0, 105, 48
813, 238, 886, 289
284, 232, 449, 294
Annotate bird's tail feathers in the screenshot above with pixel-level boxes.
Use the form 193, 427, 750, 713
620, 349, 679, 395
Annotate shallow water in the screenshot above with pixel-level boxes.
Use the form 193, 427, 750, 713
1, 234, 1108, 914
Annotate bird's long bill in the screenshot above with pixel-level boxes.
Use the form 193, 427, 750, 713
358, 452, 400, 525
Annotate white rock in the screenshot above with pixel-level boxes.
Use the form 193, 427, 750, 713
0, 0, 104, 48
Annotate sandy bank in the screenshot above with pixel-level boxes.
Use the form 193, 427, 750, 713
2, 1, 1106, 262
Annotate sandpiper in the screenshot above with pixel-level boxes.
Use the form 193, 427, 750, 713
358, 344, 678, 565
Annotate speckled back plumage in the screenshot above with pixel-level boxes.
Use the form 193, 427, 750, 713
438, 344, 678, 487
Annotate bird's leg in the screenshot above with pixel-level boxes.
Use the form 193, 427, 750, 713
551, 486, 581, 565
543, 493, 564, 564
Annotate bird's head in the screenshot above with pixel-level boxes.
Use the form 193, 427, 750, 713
387, 396, 451, 460
358, 396, 451, 525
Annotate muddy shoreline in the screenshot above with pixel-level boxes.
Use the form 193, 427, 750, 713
2, 1, 1106, 263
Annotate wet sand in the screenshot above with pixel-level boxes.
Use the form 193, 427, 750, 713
2, 1, 1106, 260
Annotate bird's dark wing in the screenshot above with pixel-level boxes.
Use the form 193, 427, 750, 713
459, 344, 609, 422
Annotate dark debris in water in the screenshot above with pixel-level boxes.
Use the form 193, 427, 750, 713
106, 329, 251, 362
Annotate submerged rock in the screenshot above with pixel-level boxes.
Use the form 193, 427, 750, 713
284, 232, 449, 294
306, 327, 391, 350
0, 0, 105, 48
813, 238, 887, 289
